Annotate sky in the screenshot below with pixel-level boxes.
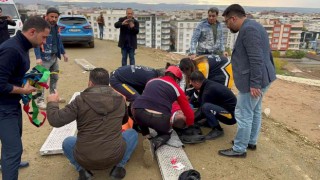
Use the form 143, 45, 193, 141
53, 0, 320, 8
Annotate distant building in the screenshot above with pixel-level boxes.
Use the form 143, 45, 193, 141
170, 20, 198, 54
136, 13, 171, 51
87, 9, 125, 41
257, 19, 303, 51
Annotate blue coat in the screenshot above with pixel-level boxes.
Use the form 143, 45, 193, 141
34, 25, 65, 61
231, 19, 276, 93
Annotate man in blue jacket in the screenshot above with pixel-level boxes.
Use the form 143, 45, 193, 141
189, 7, 227, 59
0, 16, 50, 180
219, 4, 276, 158
34, 7, 68, 110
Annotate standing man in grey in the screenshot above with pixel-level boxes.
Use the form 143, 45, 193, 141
34, 7, 68, 110
218, 4, 276, 158
114, 8, 139, 66
189, 7, 227, 59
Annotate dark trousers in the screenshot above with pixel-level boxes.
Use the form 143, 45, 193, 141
0, 104, 23, 180
121, 46, 135, 66
132, 108, 171, 136
109, 73, 140, 102
201, 103, 236, 127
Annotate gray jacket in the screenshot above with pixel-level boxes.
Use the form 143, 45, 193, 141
231, 19, 276, 93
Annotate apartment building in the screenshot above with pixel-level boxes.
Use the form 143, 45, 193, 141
135, 13, 171, 51
87, 9, 125, 41
170, 20, 199, 53
258, 19, 303, 51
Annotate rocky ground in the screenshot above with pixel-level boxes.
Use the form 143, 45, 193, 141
1, 39, 319, 180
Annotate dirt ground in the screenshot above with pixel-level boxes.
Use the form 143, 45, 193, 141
1, 40, 319, 180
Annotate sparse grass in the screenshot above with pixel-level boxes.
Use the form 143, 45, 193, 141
274, 58, 289, 75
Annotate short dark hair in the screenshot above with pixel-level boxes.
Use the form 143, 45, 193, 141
208, 7, 219, 15
89, 68, 110, 85
190, 70, 205, 83
222, 4, 246, 18
22, 16, 50, 32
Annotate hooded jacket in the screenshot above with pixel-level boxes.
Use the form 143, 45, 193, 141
47, 85, 127, 170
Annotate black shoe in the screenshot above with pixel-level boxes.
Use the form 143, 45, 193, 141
231, 140, 257, 150
0, 160, 29, 171
110, 166, 126, 179
78, 169, 93, 180
205, 128, 224, 140
218, 148, 247, 158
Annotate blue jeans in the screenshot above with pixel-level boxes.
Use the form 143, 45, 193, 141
121, 46, 135, 66
98, 25, 104, 39
0, 104, 23, 180
62, 129, 138, 171
233, 86, 270, 153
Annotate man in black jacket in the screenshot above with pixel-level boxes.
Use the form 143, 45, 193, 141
0, 16, 50, 180
114, 8, 139, 66
0, 7, 16, 45
190, 71, 237, 140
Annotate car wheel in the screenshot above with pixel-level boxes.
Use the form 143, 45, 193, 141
89, 41, 94, 48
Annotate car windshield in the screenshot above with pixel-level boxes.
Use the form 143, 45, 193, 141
0, 4, 20, 19
59, 17, 87, 25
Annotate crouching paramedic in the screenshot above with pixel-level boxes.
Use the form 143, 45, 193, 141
110, 65, 165, 102
131, 66, 194, 167
190, 70, 237, 140
46, 68, 138, 180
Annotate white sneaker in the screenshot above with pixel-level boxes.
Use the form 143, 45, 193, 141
36, 101, 47, 110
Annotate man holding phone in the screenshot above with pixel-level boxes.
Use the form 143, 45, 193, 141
114, 8, 139, 66
0, 7, 16, 45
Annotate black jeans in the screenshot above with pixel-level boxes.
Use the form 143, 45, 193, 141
132, 108, 171, 136
0, 104, 23, 180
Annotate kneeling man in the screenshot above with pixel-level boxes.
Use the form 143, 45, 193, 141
47, 68, 138, 180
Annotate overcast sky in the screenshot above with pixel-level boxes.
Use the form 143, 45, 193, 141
53, 0, 320, 8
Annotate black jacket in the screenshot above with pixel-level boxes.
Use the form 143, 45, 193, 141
0, 31, 33, 105
198, 79, 237, 114
114, 17, 139, 49
0, 17, 16, 45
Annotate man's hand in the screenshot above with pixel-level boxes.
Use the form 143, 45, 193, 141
122, 19, 129, 25
63, 54, 68, 62
223, 51, 228, 57
23, 81, 37, 94
250, 87, 262, 98
47, 89, 59, 103
7, 16, 12, 21
189, 54, 196, 60
129, 21, 134, 28
36, 59, 42, 65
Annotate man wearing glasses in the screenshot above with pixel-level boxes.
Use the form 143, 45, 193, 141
218, 4, 276, 158
189, 7, 227, 59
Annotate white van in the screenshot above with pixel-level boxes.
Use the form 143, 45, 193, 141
0, 0, 23, 37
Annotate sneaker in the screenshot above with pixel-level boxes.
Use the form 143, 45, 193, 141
36, 101, 47, 110
143, 138, 155, 167
0, 161, 29, 171
78, 169, 93, 180
109, 166, 126, 179
58, 98, 66, 103
205, 128, 224, 140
